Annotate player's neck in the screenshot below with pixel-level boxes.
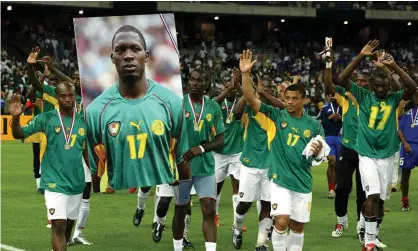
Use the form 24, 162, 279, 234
189, 93, 203, 103
287, 109, 303, 118
119, 77, 148, 99
59, 107, 74, 117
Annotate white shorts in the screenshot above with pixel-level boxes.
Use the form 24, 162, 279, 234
359, 154, 396, 201
45, 190, 82, 220
82, 157, 92, 183
238, 164, 270, 202
270, 183, 312, 223
214, 152, 241, 183
156, 184, 197, 197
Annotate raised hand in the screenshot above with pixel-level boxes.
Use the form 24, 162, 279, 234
9, 93, 24, 117
380, 52, 396, 68
239, 50, 257, 73
27, 47, 40, 64
42, 56, 53, 69
360, 40, 380, 57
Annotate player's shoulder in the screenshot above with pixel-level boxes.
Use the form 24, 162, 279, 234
304, 113, 321, 127
38, 109, 58, 121
205, 96, 221, 109
148, 79, 183, 108
86, 85, 118, 114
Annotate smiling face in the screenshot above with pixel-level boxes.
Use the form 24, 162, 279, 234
111, 31, 149, 85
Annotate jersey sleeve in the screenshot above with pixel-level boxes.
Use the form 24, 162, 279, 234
349, 82, 369, 103
212, 102, 225, 136
85, 105, 106, 177
334, 85, 346, 96
22, 113, 46, 138
171, 99, 190, 164
259, 102, 282, 121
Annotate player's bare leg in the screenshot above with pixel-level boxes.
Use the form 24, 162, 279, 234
72, 182, 92, 245
133, 186, 151, 226
271, 215, 290, 251
65, 219, 75, 245
51, 219, 67, 251
152, 196, 172, 242
401, 168, 411, 211
327, 155, 337, 198
362, 194, 380, 250
255, 200, 272, 250
200, 197, 217, 250
233, 201, 252, 249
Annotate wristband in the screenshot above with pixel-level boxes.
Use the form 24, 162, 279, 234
198, 145, 205, 153
326, 61, 332, 69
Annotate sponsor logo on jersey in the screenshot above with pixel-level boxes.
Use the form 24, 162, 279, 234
272, 203, 278, 210
185, 111, 190, 118
49, 208, 55, 215
292, 127, 299, 133
272, 173, 277, 179
242, 157, 250, 163
107, 121, 121, 137
308, 202, 312, 212
206, 113, 212, 122
151, 120, 165, 136
129, 121, 142, 131
54, 126, 61, 134
281, 121, 288, 129
79, 128, 85, 136
343, 138, 349, 144
303, 129, 311, 138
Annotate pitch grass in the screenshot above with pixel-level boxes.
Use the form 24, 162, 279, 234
2, 140, 418, 251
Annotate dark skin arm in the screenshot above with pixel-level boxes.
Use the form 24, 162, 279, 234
398, 130, 412, 153
338, 40, 380, 91
9, 94, 25, 139
43, 56, 73, 82
257, 80, 285, 109
25, 86, 37, 102
182, 133, 225, 162
213, 83, 234, 103
383, 59, 417, 98
373, 52, 402, 92
323, 48, 336, 95
233, 96, 246, 120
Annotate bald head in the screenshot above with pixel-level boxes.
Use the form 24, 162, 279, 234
55, 81, 76, 110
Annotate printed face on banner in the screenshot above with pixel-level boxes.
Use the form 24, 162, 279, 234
73, 14, 183, 106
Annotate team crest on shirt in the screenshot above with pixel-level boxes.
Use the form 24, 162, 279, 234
54, 126, 61, 134
79, 128, 85, 136
107, 121, 121, 137
272, 203, 278, 210
303, 130, 311, 138
281, 121, 288, 129
185, 111, 190, 118
239, 192, 244, 198
206, 114, 212, 122
49, 208, 55, 215
151, 120, 165, 136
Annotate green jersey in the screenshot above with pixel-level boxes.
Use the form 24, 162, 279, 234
184, 94, 225, 176
350, 83, 404, 158
214, 98, 243, 155
86, 80, 189, 189
42, 84, 58, 112
240, 105, 275, 169
34, 91, 43, 116
259, 103, 324, 193
22, 109, 86, 195
334, 84, 360, 150
76, 95, 84, 117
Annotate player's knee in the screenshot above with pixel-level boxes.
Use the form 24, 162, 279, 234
140, 186, 151, 193
289, 220, 304, 233
274, 216, 290, 231
51, 220, 66, 234
236, 201, 251, 215
260, 200, 271, 212
158, 197, 172, 211
201, 198, 216, 218
327, 156, 336, 167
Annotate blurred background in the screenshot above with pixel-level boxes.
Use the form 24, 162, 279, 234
73, 14, 182, 106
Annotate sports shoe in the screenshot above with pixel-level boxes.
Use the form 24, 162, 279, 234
402, 198, 411, 211
232, 228, 243, 249
73, 234, 93, 245
46, 220, 51, 228
362, 243, 383, 251
231, 224, 247, 232
129, 187, 137, 193
183, 238, 194, 249
391, 185, 397, 192
358, 227, 365, 246
152, 222, 165, 243
215, 215, 220, 227
254, 245, 269, 251
376, 237, 387, 248
328, 190, 336, 199
133, 208, 145, 226
332, 223, 346, 237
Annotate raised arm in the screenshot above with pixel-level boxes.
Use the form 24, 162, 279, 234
43, 56, 73, 83
240, 50, 261, 113
373, 52, 401, 91
233, 96, 246, 119
381, 55, 417, 97
26, 47, 44, 91
323, 47, 336, 95
9, 95, 25, 139
339, 40, 380, 91
213, 81, 235, 103
256, 77, 284, 109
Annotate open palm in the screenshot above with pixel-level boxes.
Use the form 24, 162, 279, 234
239, 50, 257, 73
360, 40, 379, 56
27, 46, 40, 64
9, 94, 23, 117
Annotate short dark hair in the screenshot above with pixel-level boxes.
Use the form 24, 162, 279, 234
190, 68, 208, 82
285, 84, 306, 98
111, 25, 147, 50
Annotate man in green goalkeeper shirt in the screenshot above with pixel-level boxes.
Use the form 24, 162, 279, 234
84, 25, 191, 250
336, 47, 416, 251
240, 50, 326, 251
10, 81, 87, 251
180, 68, 225, 251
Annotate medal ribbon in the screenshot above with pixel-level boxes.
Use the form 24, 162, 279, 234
330, 102, 339, 114
188, 94, 205, 126
225, 98, 237, 121
57, 107, 76, 146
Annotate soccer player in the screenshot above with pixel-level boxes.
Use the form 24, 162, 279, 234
239, 50, 326, 251
10, 81, 87, 251
337, 47, 416, 250
177, 68, 225, 251
232, 75, 284, 250
398, 92, 418, 211
84, 25, 191, 250
212, 70, 243, 228
317, 94, 342, 198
